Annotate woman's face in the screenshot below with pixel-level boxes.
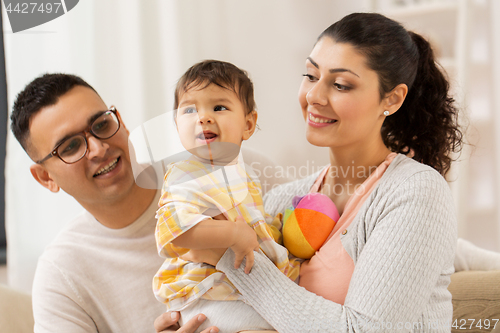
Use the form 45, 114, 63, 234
298, 37, 389, 151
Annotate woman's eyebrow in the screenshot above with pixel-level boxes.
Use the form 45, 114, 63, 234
330, 68, 360, 78
306, 57, 320, 69
306, 57, 360, 78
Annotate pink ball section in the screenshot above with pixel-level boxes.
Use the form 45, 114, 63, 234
294, 193, 340, 221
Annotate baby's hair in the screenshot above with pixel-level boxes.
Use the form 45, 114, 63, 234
174, 60, 256, 115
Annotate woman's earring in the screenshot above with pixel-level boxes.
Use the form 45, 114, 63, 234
383, 111, 390, 116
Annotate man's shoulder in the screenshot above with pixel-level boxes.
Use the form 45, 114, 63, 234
32, 212, 94, 302
37, 211, 94, 262
50, 210, 95, 238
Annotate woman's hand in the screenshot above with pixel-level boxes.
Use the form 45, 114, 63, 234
154, 311, 219, 333
229, 216, 260, 274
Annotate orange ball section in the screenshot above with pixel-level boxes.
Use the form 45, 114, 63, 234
295, 209, 336, 249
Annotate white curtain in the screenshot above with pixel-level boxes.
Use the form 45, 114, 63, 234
3, 0, 365, 293
3, 0, 500, 293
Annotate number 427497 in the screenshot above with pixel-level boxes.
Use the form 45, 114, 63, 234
452, 318, 498, 330
5, 2, 62, 14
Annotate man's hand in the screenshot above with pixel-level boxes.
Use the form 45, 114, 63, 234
154, 311, 219, 333
230, 216, 260, 274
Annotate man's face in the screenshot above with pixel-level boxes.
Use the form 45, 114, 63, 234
29, 86, 137, 208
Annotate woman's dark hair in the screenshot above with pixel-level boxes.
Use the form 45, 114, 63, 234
319, 12, 463, 176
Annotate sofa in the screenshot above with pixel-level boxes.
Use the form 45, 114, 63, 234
1, 270, 499, 333
449, 270, 500, 333
0, 284, 33, 333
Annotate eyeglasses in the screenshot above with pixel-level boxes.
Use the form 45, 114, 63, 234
36, 106, 121, 164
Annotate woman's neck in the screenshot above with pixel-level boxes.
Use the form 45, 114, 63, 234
328, 142, 392, 186
320, 142, 391, 215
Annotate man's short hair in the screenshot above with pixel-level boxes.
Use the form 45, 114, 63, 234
11, 73, 96, 153
174, 60, 256, 114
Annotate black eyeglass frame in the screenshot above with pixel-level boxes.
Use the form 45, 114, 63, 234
36, 106, 120, 164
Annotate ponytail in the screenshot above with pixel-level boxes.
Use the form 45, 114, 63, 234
381, 32, 463, 176
319, 13, 463, 176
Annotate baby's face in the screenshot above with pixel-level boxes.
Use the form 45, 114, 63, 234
176, 83, 256, 160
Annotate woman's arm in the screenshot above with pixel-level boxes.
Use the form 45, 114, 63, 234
217, 249, 345, 332
217, 170, 456, 333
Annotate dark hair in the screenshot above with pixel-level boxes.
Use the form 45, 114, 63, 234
319, 13, 463, 176
11, 73, 97, 153
174, 60, 256, 114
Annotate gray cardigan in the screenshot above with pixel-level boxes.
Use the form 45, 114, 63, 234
217, 154, 457, 332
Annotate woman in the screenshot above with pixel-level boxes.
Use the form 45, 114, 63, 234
158, 12, 493, 333
213, 12, 460, 332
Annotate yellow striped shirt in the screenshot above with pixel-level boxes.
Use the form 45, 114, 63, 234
153, 156, 300, 311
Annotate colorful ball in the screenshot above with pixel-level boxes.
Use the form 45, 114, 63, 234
282, 193, 339, 259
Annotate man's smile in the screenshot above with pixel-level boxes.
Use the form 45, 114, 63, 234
93, 157, 120, 177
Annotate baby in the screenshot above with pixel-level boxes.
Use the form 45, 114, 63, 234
153, 60, 301, 333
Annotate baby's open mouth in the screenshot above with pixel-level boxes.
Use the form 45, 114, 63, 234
196, 131, 218, 141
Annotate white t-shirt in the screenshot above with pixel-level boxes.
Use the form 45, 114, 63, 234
32, 190, 165, 333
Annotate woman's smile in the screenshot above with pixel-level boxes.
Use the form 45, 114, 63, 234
307, 112, 337, 128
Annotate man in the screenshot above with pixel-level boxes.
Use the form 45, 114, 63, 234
11, 73, 220, 332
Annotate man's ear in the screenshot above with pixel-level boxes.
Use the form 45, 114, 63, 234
30, 164, 60, 193
382, 83, 408, 116
242, 111, 258, 141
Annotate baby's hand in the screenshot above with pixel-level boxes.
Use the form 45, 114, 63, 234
229, 216, 259, 274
